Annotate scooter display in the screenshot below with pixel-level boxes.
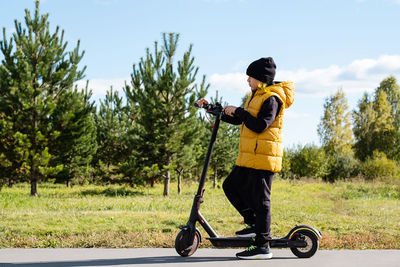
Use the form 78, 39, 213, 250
175, 102, 322, 258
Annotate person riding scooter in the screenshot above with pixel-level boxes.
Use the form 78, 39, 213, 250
197, 57, 295, 260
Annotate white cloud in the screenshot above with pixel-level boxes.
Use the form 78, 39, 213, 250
209, 72, 248, 94
76, 55, 400, 110
208, 55, 400, 147
280, 55, 400, 97
209, 55, 400, 100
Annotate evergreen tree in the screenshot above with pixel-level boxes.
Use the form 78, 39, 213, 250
211, 121, 239, 187
95, 87, 133, 184
0, 111, 13, 190
50, 83, 97, 186
207, 93, 239, 188
0, 105, 14, 187
173, 139, 200, 194
318, 89, 354, 156
125, 33, 207, 196
0, 0, 85, 195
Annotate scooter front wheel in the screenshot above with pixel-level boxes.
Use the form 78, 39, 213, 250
175, 229, 200, 257
289, 229, 319, 258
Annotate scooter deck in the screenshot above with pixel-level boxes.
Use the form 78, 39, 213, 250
207, 236, 307, 248
207, 237, 251, 247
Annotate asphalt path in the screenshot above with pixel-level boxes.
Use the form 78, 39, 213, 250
0, 248, 399, 267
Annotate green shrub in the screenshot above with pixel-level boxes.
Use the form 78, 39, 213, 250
289, 144, 329, 179
282, 145, 361, 181
278, 149, 294, 179
323, 152, 361, 182
362, 151, 400, 180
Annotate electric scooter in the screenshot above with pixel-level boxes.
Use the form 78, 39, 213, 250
175, 102, 322, 258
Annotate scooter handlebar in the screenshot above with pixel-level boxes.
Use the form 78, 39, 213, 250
194, 102, 223, 116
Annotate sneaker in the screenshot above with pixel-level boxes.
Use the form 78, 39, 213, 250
235, 225, 256, 237
236, 245, 273, 260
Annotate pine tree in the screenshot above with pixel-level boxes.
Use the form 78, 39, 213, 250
0, 111, 13, 190
172, 78, 209, 194
50, 83, 97, 186
173, 139, 200, 194
207, 93, 239, 188
95, 87, 133, 184
317, 89, 354, 156
0, 0, 85, 195
125, 33, 207, 196
211, 121, 239, 187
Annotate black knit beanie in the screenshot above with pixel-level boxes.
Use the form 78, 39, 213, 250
246, 57, 276, 85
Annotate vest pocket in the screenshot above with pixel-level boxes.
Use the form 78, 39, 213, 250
254, 139, 258, 154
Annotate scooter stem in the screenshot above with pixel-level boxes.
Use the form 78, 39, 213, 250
196, 112, 222, 196
185, 104, 223, 239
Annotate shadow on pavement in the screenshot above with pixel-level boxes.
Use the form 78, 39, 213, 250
1, 255, 297, 266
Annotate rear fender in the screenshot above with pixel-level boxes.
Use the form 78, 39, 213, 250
286, 225, 322, 239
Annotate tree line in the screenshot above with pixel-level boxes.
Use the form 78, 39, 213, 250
1, 1, 399, 196
280, 78, 400, 182
0, 1, 239, 196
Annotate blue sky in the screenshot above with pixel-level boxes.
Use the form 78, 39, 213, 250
1, 0, 400, 147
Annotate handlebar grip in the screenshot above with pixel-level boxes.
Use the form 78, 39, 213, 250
193, 101, 223, 115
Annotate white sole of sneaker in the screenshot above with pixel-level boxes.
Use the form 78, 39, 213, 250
237, 253, 273, 260
235, 233, 256, 238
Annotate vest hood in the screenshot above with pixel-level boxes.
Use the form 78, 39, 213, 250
256, 81, 295, 108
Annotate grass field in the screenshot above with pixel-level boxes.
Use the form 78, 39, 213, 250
0, 178, 399, 249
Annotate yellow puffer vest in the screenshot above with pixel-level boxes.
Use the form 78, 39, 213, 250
235, 81, 295, 172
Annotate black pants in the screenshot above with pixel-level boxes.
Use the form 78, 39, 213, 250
222, 165, 273, 247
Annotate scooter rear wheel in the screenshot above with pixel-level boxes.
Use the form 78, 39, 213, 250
175, 229, 200, 257
289, 229, 319, 258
